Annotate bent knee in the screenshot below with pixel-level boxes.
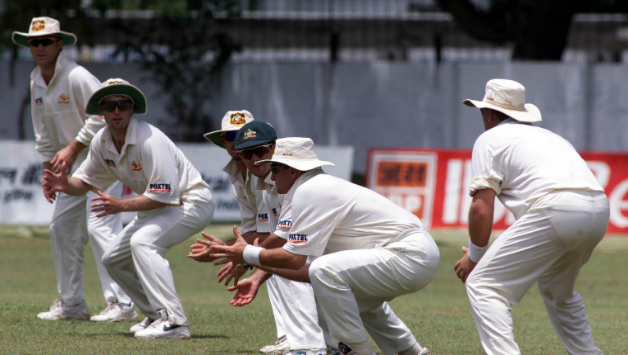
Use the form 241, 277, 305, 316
308, 258, 338, 285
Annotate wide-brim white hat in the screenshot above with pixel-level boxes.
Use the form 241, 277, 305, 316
12, 17, 77, 48
85, 78, 147, 115
203, 110, 255, 148
463, 78, 542, 123
256, 137, 334, 171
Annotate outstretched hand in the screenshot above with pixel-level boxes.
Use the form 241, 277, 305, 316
90, 191, 124, 217
209, 225, 249, 265
42, 162, 69, 203
227, 276, 261, 307
454, 246, 477, 283
188, 232, 225, 262
216, 238, 260, 286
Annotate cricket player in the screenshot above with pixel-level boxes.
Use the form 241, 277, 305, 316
455, 79, 609, 355
210, 137, 438, 355
195, 122, 328, 355
189, 113, 294, 354
42, 78, 215, 340
12, 17, 135, 322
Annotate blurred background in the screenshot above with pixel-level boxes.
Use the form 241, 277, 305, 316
2, 0, 628, 180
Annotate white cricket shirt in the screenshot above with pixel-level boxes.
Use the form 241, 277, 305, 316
283, 169, 424, 257
256, 174, 289, 239
30, 50, 105, 164
223, 160, 270, 233
74, 118, 209, 205
470, 118, 604, 219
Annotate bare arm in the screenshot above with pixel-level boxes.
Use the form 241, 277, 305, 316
211, 226, 308, 270
256, 264, 310, 283
42, 164, 93, 202
455, 188, 496, 282
90, 192, 170, 218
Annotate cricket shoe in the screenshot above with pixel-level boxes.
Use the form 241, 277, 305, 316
134, 309, 190, 340
287, 349, 326, 355
130, 317, 153, 333
37, 298, 90, 321
259, 335, 290, 354
90, 298, 139, 322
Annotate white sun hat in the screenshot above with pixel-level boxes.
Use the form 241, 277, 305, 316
203, 110, 255, 148
12, 17, 77, 48
463, 79, 542, 123
256, 137, 335, 171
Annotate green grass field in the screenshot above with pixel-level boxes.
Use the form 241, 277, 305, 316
0, 223, 627, 355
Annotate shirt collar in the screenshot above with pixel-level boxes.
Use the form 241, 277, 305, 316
223, 159, 248, 186
30, 50, 68, 88
102, 117, 138, 157
255, 172, 277, 193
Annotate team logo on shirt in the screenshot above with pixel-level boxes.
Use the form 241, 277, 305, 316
131, 161, 142, 171
230, 113, 247, 125
272, 208, 278, 217
288, 233, 308, 244
149, 183, 171, 192
278, 219, 292, 229
35, 98, 43, 106
57, 93, 70, 104
258, 213, 269, 222
242, 128, 256, 140
104, 159, 116, 168
31, 20, 46, 32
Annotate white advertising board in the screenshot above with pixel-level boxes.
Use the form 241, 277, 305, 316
0, 141, 354, 225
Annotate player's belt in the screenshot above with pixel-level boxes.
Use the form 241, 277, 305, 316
378, 227, 424, 248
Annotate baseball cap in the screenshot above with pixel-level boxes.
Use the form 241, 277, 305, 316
234, 121, 277, 150
203, 110, 255, 148
256, 137, 334, 171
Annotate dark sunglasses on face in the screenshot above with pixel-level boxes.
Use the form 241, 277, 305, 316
100, 100, 133, 112
270, 163, 287, 174
28, 37, 58, 47
221, 131, 237, 142
240, 144, 273, 160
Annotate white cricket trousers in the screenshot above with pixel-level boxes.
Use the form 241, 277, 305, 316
466, 190, 609, 355
267, 275, 327, 351
309, 231, 440, 355
102, 186, 215, 326
50, 181, 130, 305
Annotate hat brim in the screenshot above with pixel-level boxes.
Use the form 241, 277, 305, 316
463, 99, 542, 123
86, 84, 147, 115
256, 157, 335, 171
203, 126, 242, 148
12, 31, 77, 48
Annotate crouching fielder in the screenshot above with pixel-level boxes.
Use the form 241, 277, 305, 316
211, 138, 439, 355
455, 79, 609, 355
43, 78, 215, 340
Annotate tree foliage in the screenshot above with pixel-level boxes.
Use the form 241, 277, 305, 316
109, 0, 241, 142
435, 0, 628, 60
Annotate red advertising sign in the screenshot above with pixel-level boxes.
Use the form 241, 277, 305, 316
367, 149, 628, 233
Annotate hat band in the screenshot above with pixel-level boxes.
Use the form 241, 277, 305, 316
483, 98, 525, 112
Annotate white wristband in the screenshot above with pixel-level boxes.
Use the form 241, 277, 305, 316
243, 245, 264, 266
468, 238, 488, 263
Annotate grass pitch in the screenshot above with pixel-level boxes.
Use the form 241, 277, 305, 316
0, 223, 627, 354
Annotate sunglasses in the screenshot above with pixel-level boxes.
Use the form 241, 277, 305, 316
270, 163, 288, 175
28, 37, 58, 47
220, 131, 237, 142
100, 100, 133, 112
240, 144, 273, 160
